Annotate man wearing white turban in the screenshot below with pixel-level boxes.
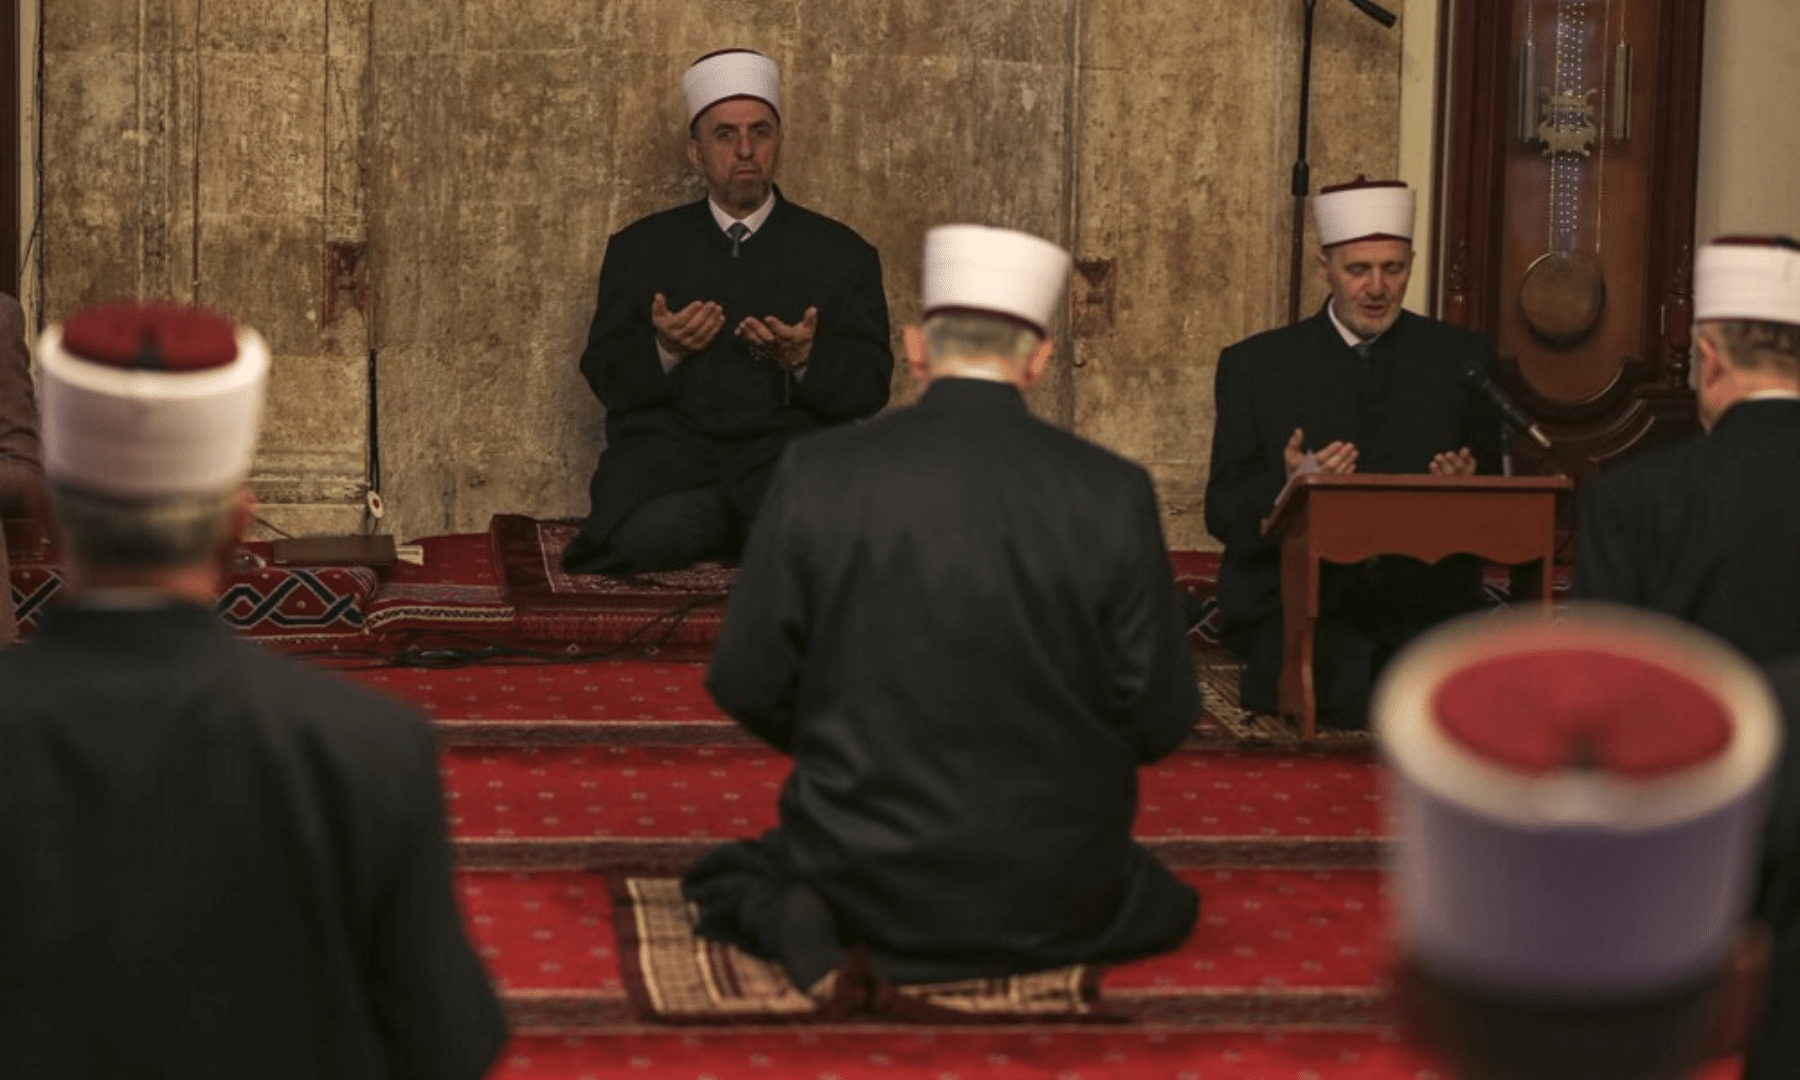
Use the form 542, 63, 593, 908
564, 48, 893, 575
1573, 235, 1800, 667
1569, 234, 1800, 1079
1205, 177, 1505, 729
0, 302, 506, 1080
683, 226, 1199, 994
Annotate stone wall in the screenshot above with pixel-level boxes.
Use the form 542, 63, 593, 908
34, 0, 1404, 550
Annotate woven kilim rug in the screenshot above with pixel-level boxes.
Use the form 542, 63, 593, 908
490, 514, 732, 655
612, 877, 1111, 1024
492, 514, 737, 602
1196, 647, 1374, 752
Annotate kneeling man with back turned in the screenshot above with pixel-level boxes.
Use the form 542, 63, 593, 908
682, 225, 1201, 992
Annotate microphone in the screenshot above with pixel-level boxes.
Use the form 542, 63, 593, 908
1343, 0, 1398, 28
1462, 360, 1554, 451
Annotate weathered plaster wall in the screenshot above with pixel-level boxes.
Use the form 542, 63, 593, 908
35, 1, 1404, 549
1071, 0, 1404, 548
39, 0, 372, 535
366, 1, 1076, 541
1696, 0, 1800, 242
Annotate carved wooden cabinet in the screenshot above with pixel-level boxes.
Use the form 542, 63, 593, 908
1438, 0, 1707, 481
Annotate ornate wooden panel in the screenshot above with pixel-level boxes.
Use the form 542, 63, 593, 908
2, 0, 18, 297
1439, 0, 1707, 482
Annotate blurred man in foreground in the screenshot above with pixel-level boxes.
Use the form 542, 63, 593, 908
1378, 606, 1778, 1080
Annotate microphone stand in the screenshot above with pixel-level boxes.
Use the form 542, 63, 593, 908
1286, 0, 1400, 325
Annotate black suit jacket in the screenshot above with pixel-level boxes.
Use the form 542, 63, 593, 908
0, 602, 506, 1080
1573, 398, 1800, 665
1204, 307, 1503, 628
705, 377, 1198, 977
1746, 655, 1800, 1080
573, 191, 892, 545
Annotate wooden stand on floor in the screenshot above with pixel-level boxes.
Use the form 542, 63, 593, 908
1262, 474, 1573, 740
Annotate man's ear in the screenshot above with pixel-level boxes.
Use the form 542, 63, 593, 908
903, 325, 931, 384
1315, 248, 1332, 284
1695, 331, 1727, 387
685, 138, 702, 174
1019, 336, 1055, 389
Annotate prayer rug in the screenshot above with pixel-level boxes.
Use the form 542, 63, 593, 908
1196, 646, 1375, 751
9, 547, 378, 640
491, 514, 731, 657
611, 877, 1108, 1025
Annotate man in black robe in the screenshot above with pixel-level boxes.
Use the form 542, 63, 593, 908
1573, 236, 1800, 667
1568, 235, 1800, 1080
1205, 178, 1503, 728
1748, 653, 1800, 1079
563, 48, 892, 575
0, 303, 505, 1080
682, 225, 1199, 992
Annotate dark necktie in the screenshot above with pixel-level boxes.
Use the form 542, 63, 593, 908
727, 222, 749, 258
1353, 339, 1373, 363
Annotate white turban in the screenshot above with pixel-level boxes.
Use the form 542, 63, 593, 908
683, 49, 782, 126
38, 303, 269, 499
1695, 236, 1800, 325
1314, 178, 1415, 247
922, 225, 1072, 336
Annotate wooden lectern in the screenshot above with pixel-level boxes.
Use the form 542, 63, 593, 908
1261, 474, 1574, 740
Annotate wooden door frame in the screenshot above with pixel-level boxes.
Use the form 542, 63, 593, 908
2, 0, 17, 297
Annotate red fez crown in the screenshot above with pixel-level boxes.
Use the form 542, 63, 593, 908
1318, 175, 1408, 195
1431, 648, 1732, 778
60, 302, 240, 372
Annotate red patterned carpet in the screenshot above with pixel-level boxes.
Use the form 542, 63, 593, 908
317, 522, 1729, 1079
436, 743, 1387, 850
458, 867, 1390, 1001
490, 1030, 1448, 1080
2, 521, 1732, 1077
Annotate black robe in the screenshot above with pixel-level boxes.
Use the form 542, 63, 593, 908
0, 601, 506, 1080
566, 191, 892, 567
1572, 398, 1800, 665
1746, 655, 1800, 1080
685, 378, 1200, 983
1204, 307, 1504, 720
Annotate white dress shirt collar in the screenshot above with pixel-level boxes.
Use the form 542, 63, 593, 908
1326, 300, 1380, 351
708, 192, 776, 239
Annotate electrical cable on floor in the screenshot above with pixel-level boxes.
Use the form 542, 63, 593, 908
290, 593, 730, 671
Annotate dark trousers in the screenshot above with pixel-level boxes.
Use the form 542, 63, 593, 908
1226, 555, 1485, 727
561, 487, 734, 575
683, 830, 1198, 986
